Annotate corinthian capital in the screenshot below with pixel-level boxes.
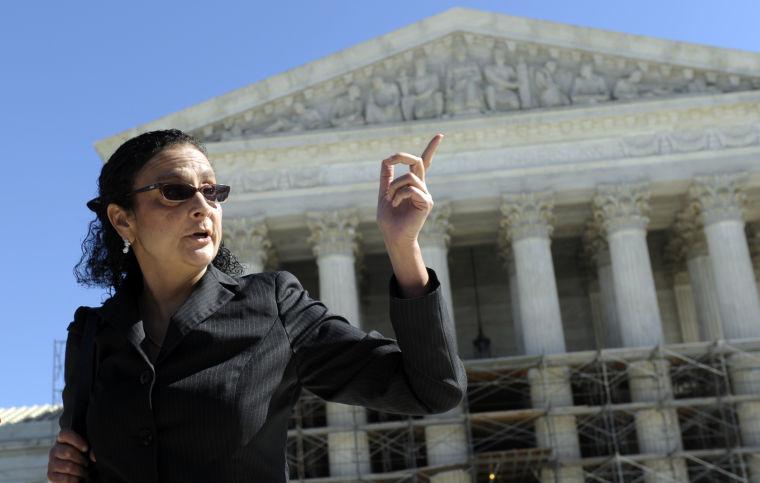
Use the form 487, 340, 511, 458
223, 216, 273, 267
749, 223, 760, 274
496, 225, 516, 274
670, 206, 709, 260
593, 182, 651, 233
419, 201, 452, 249
306, 208, 360, 258
688, 173, 748, 226
500, 191, 555, 241
582, 220, 611, 268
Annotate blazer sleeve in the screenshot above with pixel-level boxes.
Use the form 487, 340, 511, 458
275, 268, 467, 415
59, 313, 85, 431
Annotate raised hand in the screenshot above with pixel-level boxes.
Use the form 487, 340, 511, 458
377, 134, 443, 247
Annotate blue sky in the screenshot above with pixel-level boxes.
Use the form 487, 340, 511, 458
1, 0, 759, 408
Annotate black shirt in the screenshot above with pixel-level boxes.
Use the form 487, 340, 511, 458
60, 265, 466, 482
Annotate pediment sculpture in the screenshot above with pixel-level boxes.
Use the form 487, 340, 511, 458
194, 33, 759, 142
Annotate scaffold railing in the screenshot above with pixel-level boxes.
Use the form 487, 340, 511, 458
284, 339, 760, 482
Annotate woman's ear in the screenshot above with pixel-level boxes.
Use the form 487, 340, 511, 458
106, 203, 135, 242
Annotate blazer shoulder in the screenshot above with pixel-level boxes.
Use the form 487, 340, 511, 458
66, 305, 102, 334
232, 271, 284, 308
235, 270, 280, 292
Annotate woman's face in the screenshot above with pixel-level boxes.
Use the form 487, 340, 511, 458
114, 144, 223, 279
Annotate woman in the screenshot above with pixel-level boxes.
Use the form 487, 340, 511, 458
47, 129, 466, 482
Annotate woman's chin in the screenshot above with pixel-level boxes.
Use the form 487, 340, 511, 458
184, 247, 216, 268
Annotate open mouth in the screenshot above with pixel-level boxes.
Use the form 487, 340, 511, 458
191, 230, 211, 239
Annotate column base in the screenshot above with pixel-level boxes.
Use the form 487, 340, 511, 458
641, 457, 688, 483
747, 453, 760, 483
535, 415, 581, 460
327, 430, 371, 477
540, 465, 584, 483
430, 468, 472, 483
425, 423, 469, 466
529, 366, 574, 407
634, 408, 682, 454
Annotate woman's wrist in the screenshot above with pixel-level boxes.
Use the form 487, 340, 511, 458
385, 238, 429, 298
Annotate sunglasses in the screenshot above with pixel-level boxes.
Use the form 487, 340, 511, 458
126, 183, 231, 203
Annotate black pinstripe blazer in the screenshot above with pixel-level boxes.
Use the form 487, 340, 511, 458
59, 264, 467, 482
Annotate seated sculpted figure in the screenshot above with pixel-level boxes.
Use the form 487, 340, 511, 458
399, 58, 444, 121
366, 76, 403, 124
483, 47, 521, 111
263, 101, 323, 133
613, 70, 643, 101
571, 63, 610, 104
330, 84, 365, 128
534, 60, 570, 108
445, 42, 485, 116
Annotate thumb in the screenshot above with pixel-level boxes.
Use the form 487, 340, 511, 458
378, 157, 394, 202
90, 449, 97, 463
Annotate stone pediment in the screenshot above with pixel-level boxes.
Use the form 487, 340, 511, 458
95, 8, 760, 159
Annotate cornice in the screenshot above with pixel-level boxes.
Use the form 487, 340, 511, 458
208, 93, 760, 170
95, 8, 760, 160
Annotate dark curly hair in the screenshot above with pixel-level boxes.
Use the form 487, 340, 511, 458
75, 129, 243, 292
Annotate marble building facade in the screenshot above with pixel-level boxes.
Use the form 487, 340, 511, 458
3, 7, 760, 482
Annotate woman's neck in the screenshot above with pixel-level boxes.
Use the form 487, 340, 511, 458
139, 266, 207, 327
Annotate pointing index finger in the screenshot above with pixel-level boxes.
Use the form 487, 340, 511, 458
420, 133, 444, 170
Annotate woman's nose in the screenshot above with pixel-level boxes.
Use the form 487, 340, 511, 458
190, 191, 214, 217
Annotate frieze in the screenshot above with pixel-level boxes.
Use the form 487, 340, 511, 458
191, 33, 760, 143
214, 121, 760, 196
209, 100, 760, 171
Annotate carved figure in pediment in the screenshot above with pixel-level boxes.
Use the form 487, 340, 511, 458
220, 124, 243, 141
330, 84, 365, 128
399, 58, 444, 120
534, 61, 570, 108
571, 63, 610, 104
263, 101, 323, 134
445, 42, 485, 115
366, 76, 402, 124
687, 77, 721, 94
613, 70, 643, 101
483, 46, 521, 111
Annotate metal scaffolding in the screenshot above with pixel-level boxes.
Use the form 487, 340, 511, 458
284, 339, 760, 482
48, 336, 760, 481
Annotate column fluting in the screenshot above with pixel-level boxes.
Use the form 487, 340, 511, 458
306, 209, 370, 477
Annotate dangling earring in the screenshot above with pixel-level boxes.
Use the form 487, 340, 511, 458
122, 239, 131, 254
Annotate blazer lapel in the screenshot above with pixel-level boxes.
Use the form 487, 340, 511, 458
98, 265, 240, 367
98, 281, 153, 368
156, 265, 240, 364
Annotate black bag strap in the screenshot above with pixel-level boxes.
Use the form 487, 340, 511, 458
70, 307, 99, 437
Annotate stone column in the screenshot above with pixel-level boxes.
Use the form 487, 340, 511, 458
306, 209, 370, 477
627, 358, 689, 482
501, 192, 582, 483
671, 272, 700, 343
594, 183, 687, 480
690, 175, 760, 482
593, 183, 663, 348
583, 221, 621, 348
689, 174, 760, 339
501, 192, 565, 355
728, 351, 760, 482
671, 208, 724, 341
748, 223, 760, 299
418, 202, 471, 483
223, 216, 273, 275
497, 230, 523, 355
587, 286, 606, 350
